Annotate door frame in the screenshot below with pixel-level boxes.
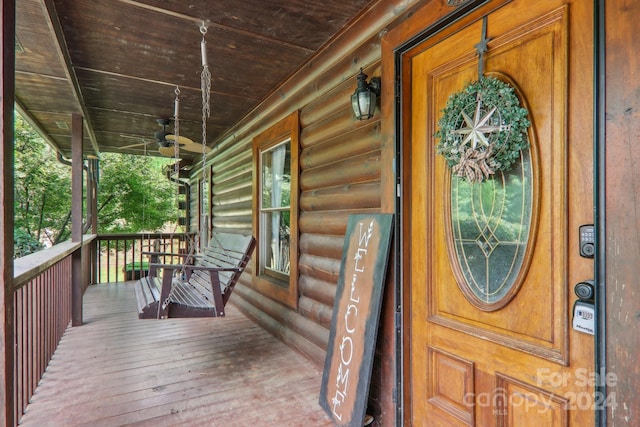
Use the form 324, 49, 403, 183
380, 0, 604, 425
594, 0, 606, 425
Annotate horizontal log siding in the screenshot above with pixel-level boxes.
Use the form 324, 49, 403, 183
300, 180, 382, 211
296, 66, 382, 348
299, 208, 380, 236
299, 277, 337, 311
299, 254, 341, 285
300, 122, 381, 168
189, 185, 199, 234
206, 149, 251, 233
205, 66, 382, 367
299, 233, 344, 259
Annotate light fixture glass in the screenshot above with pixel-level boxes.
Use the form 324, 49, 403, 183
351, 68, 381, 120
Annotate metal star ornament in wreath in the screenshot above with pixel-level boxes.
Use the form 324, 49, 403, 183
452, 92, 501, 150
434, 77, 531, 183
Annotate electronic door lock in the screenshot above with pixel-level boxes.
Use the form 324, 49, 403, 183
573, 280, 595, 335
579, 224, 595, 258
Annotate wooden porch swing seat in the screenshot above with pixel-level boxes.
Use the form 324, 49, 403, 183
134, 232, 255, 319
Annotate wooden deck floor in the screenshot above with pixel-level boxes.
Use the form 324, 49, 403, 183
19, 282, 334, 427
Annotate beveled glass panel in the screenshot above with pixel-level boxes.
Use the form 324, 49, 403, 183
450, 148, 532, 306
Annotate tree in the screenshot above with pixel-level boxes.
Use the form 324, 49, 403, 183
14, 114, 71, 253
14, 113, 182, 257
97, 153, 180, 233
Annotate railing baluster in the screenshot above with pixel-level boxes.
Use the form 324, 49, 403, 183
14, 289, 21, 423
106, 240, 111, 283
93, 233, 194, 284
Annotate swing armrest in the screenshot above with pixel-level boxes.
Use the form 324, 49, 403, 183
144, 253, 198, 276
143, 251, 201, 259
149, 263, 193, 270
149, 264, 240, 276
150, 263, 239, 272
182, 265, 241, 272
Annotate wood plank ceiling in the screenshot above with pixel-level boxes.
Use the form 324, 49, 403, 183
15, 0, 374, 162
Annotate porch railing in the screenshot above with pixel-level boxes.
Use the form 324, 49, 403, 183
12, 235, 94, 425
94, 232, 195, 283
10, 232, 195, 425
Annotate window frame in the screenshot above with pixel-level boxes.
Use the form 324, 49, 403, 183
252, 111, 300, 308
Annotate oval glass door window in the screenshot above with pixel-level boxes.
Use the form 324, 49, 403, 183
448, 147, 534, 310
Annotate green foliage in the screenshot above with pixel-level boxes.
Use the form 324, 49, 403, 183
13, 113, 181, 256
14, 228, 43, 258
434, 77, 530, 177
14, 114, 72, 250
97, 153, 179, 233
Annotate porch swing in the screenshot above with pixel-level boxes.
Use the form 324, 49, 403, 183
134, 23, 255, 319
134, 231, 255, 319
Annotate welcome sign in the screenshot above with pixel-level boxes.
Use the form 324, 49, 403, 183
320, 214, 394, 426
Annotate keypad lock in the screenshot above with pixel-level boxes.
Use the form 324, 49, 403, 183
579, 224, 595, 258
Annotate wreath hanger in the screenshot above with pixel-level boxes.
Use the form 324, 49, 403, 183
474, 16, 492, 80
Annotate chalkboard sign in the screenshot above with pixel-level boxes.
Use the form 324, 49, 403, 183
320, 214, 394, 427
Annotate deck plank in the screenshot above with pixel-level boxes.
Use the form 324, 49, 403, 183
19, 282, 333, 427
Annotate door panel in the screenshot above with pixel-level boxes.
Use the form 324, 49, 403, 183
406, 1, 594, 425
428, 7, 567, 362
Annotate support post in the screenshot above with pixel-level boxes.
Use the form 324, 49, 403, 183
90, 159, 98, 234
1, 0, 16, 424
71, 113, 83, 326
89, 159, 98, 284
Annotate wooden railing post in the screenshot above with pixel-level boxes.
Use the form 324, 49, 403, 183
1, 0, 16, 424
71, 113, 83, 326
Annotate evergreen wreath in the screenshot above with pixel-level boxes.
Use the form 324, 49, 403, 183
434, 76, 530, 183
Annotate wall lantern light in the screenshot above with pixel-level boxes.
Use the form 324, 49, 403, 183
351, 68, 381, 120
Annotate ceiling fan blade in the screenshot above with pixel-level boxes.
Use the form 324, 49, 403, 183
165, 134, 195, 146
158, 145, 180, 157
119, 139, 154, 150
181, 143, 212, 153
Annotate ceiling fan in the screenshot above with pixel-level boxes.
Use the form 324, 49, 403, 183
154, 118, 188, 157
119, 118, 211, 156
159, 122, 212, 157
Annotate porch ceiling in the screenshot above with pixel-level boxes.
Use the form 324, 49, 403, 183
15, 0, 374, 163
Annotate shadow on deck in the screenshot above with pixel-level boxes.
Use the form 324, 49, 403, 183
19, 282, 333, 427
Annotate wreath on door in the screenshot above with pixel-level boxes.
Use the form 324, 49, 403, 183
434, 76, 530, 183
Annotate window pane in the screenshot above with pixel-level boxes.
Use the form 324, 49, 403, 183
261, 209, 290, 276
261, 142, 291, 210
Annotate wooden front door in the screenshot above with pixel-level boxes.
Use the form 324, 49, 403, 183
404, 0, 595, 425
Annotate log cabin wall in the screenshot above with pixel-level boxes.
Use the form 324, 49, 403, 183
189, 184, 199, 234
188, 1, 424, 423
